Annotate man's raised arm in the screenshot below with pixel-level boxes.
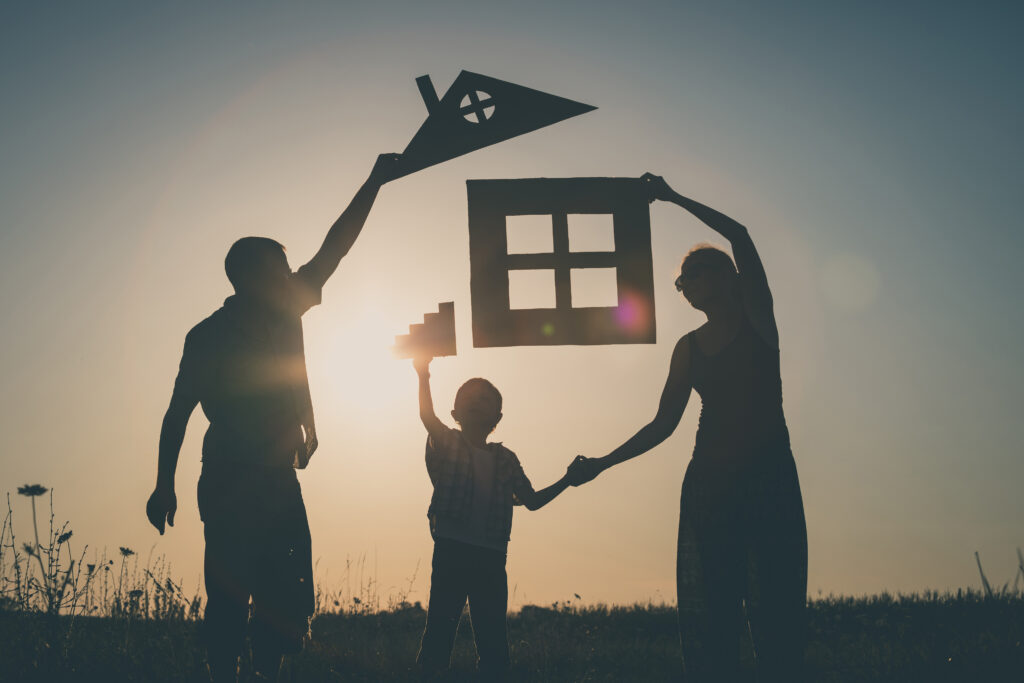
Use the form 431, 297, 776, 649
301, 153, 402, 289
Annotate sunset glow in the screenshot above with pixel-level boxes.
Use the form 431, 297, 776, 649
1, 2, 1021, 616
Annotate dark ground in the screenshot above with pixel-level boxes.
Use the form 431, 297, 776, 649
2, 594, 1022, 682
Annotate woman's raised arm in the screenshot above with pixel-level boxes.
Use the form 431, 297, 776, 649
642, 173, 779, 348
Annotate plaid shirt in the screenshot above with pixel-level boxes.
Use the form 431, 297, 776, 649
425, 425, 533, 545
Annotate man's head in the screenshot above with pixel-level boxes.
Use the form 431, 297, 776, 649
225, 237, 291, 305
451, 378, 503, 435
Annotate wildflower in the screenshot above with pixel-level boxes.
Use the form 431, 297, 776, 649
23, 543, 36, 556
57, 530, 73, 544
353, 597, 361, 605
119, 547, 135, 557
17, 484, 48, 497
87, 564, 95, 575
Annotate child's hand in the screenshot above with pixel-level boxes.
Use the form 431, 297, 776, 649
412, 355, 432, 375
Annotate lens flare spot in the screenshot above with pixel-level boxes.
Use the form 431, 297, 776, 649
615, 291, 651, 333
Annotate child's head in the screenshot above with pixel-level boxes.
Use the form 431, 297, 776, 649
451, 378, 503, 435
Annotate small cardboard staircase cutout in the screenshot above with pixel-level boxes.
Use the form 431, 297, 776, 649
393, 302, 457, 359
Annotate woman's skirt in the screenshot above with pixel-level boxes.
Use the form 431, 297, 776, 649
676, 447, 807, 682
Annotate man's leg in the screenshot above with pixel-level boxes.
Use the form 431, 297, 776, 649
203, 526, 250, 683
417, 539, 469, 677
466, 547, 511, 678
251, 470, 315, 682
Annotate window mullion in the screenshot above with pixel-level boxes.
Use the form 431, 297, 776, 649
552, 213, 571, 309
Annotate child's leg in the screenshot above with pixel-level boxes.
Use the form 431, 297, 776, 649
466, 547, 511, 676
417, 539, 470, 674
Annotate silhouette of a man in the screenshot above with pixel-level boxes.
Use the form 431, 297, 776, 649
146, 153, 399, 682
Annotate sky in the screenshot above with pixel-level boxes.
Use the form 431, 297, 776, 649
1, 1, 1022, 608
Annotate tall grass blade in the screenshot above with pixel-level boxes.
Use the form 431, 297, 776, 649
975, 551, 993, 598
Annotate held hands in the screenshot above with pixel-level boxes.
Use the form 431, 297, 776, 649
640, 172, 677, 204
368, 153, 403, 186
566, 455, 603, 487
145, 485, 177, 535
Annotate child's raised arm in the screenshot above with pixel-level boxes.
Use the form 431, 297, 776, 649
414, 356, 446, 442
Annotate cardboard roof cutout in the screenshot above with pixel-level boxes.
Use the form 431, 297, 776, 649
391, 71, 597, 179
468, 177, 657, 348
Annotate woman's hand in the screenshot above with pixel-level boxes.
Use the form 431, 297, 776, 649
640, 172, 678, 203
567, 455, 604, 486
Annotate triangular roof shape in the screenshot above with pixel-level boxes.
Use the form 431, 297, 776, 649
392, 71, 596, 179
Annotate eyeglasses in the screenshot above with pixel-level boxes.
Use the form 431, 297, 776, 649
674, 263, 717, 291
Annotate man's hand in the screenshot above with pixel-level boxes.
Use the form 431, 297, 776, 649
567, 455, 602, 486
146, 485, 177, 535
640, 172, 677, 203
368, 153, 403, 186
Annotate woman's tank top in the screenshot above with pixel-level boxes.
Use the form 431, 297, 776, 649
688, 315, 790, 465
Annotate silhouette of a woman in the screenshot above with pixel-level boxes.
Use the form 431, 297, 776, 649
571, 174, 807, 682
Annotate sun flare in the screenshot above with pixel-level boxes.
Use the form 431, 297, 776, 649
316, 305, 413, 416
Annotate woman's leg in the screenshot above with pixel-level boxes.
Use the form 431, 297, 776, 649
678, 465, 744, 682
745, 452, 808, 683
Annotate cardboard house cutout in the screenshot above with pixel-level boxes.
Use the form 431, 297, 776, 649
468, 178, 656, 347
391, 71, 596, 179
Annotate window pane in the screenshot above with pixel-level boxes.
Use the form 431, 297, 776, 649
508, 270, 557, 309
570, 268, 619, 308
568, 213, 615, 252
506, 215, 554, 254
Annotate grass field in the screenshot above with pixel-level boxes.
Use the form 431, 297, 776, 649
3, 489, 1022, 681
2, 593, 1022, 682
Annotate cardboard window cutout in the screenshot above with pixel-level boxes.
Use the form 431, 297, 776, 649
468, 178, 656, 347
392, 72, 596, 179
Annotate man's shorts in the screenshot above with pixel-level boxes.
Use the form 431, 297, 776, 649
198, 463, 314, 653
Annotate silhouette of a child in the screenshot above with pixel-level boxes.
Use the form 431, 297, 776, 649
412, 356, 573, 678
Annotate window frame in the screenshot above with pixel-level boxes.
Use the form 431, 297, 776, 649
467, 177, 657, 347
